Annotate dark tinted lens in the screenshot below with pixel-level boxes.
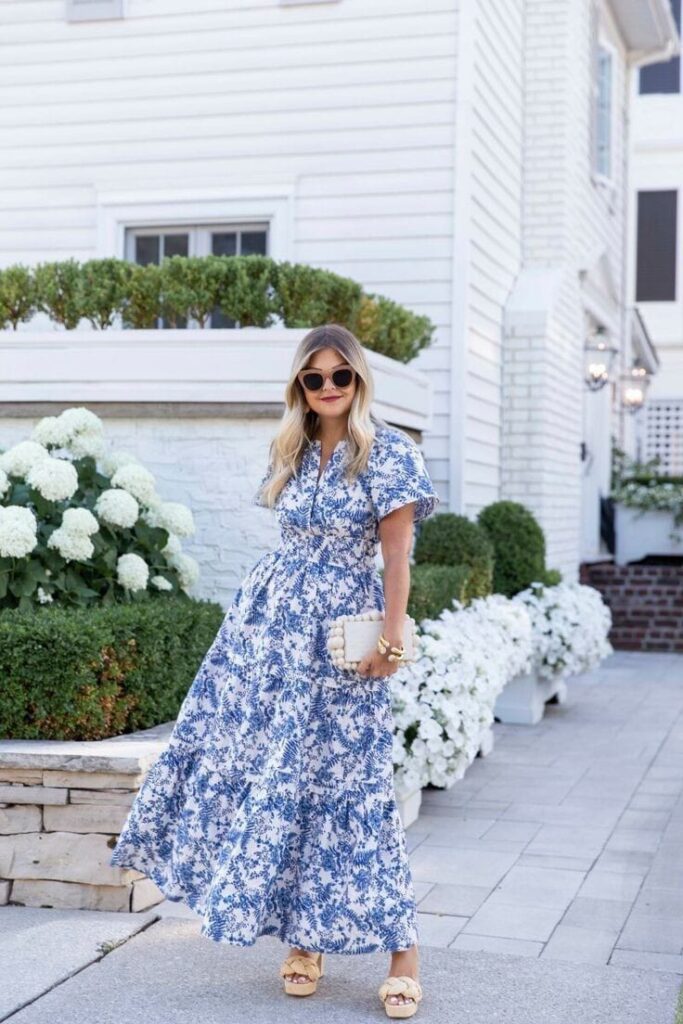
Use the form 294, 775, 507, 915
302, 372, 324, 390
332, 368, 353, 387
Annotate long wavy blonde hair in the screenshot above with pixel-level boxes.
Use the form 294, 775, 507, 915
256, 324, 390, 508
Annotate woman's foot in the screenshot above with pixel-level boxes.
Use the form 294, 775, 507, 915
387, 944, 420, 1007
283, 947, 320, 985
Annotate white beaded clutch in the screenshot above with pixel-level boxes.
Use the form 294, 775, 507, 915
326, 610, 418, 671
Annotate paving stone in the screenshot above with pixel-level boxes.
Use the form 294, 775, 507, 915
540, 925, 618, 965
415, 912, 468, 947
616, 913, 683, 955
491, 865, 585, 908
618, 809, 671, 831
603, 828, 662, 854
561, 897, 632, 931
417, 883, 490, 917
409, 845, 518, 888
609, 948, 683, 974
462, 895, 565, 942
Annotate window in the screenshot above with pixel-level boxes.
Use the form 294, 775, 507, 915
639, 0, 681, 94
594, 44, 613, 179
635, 191, 678, 302
66, 0, 123, 21
125, 223, 268, 329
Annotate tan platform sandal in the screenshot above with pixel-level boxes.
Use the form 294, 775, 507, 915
279, 951, 325, 996
378, 975, 423, 1019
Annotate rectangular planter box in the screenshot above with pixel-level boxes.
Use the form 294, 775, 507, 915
493, 670, 568, 726
615, 504, 683, 566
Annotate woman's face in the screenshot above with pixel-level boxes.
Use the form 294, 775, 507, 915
300, 347, 357, 426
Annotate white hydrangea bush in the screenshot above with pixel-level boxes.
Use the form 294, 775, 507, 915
0, 406, 199, 609
391, 594, 533, 797
513, 580, 614, 679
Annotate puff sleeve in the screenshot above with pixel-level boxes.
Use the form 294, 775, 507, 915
370, 430, 440, 524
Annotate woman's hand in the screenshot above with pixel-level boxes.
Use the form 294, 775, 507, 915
356, 647, 401, 679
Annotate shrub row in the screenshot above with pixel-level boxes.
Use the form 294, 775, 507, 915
0, 255, 435, 364
0, 597, 224, 741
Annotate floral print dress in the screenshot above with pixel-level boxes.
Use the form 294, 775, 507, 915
109, 423, 440, 954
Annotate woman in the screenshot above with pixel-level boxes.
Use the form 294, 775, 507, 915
110, 323, 440, 1018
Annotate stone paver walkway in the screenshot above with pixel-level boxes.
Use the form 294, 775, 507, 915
409, 649, 683, 973
2, 651, 683, 1023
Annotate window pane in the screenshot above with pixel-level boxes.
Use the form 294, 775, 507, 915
163, 234, 189, 259
596, 47, 612, 178
636, 190, 678, 301
212, 233, 238, 257
241, 230, 268, 256
639, 0, 681, 94
135, 235, 159, 266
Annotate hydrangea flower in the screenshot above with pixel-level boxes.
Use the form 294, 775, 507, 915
26, 457, 79, 502
150, 575, 173, 591
47, 527, 94, 563
117, 552, 149, 591
111, 464, 158, 506
100, 450, 142, 478
167, 551, 199, 591
61, 507, 99, 536
94, 488, 139, 529
144, 501, 195, 538
0, 441, 49, 478
0, 506, 39, 558
0, 469, 9, 499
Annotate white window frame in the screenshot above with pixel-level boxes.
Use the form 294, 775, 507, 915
592, 38, 617, 189
95, 185, 294, 263
66, 0, 124, 21
123, 223, 270, 263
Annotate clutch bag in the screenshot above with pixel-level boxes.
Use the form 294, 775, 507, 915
326, 609, 418, 670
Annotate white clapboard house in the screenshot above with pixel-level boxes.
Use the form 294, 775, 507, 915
630, 0, 683, 474
0, 0, 678, 602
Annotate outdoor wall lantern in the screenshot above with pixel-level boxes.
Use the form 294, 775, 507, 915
584, 325, 618, 391
621, 364, 651, 415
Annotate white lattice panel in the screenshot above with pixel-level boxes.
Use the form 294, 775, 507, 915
644, 400, 683, 474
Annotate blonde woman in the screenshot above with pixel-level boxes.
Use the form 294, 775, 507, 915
110, 324, 440, 1018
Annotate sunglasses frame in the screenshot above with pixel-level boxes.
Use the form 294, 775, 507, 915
297, 365, 356, 392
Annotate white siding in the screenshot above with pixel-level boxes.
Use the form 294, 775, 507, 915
0, 0, 458, 501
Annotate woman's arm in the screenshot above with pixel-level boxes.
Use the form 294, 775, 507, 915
356, 502, 416, 679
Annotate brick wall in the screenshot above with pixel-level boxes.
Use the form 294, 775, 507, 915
580, 561, 683, 652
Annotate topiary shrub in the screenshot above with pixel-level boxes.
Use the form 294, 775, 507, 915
477, 500, 552, 598
0, 597, 224, 741
406, 563, 471, 622
413, 513, 494, 601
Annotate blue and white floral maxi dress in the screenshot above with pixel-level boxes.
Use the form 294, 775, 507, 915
109, 424, 440, 954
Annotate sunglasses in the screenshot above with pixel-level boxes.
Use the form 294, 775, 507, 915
298, 366, 356, 392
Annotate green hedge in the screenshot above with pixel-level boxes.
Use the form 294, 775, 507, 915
0, 255, 435, 364
406, 563, 471, 623
0, 597, 224, 741
412, 513, 494, 601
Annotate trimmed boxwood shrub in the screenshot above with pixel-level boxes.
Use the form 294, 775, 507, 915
412, 513, 494, 601
0, 255, 436, 364
406, 563, 471, 623
477, 500, 561, 597
0, 596, 224, 741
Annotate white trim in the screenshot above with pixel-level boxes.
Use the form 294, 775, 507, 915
95, 185, 295, 262
448, 0, 475, 514
0, 329, 434, 433
594, 37, 618, 185
65, 0, 124, 21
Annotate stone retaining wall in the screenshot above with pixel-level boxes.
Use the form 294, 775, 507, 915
0, 724, 172, 912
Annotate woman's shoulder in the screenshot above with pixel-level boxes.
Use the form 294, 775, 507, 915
370, 424, 420, 459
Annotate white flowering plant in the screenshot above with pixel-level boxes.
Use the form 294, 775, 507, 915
0, 407, 199, 610
512, 580, 613, 679
391, 594, 533, 797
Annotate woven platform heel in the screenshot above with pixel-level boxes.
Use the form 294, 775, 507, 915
279, 952, 324, 996
378, 975, 423, 1018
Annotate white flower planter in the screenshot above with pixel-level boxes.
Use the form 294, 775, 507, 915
477, 725, 495, 757
493, 670, 568, 725
615, 504, 683, 565
394, 784, 423, 828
